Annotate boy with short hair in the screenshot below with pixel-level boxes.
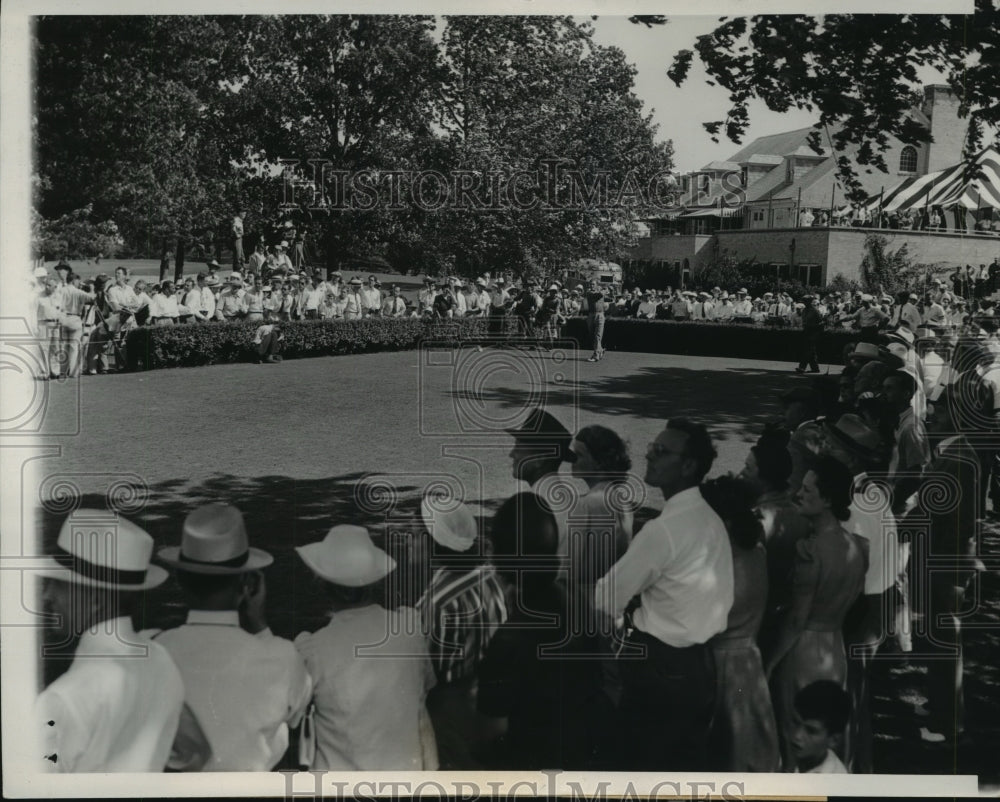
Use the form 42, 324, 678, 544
790, 680, 850, 773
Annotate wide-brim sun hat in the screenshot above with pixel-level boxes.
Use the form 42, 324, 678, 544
420, 494, 477, 552
158, 503, 273, 575
36, 509, 168, 590
296, 524, 396, 587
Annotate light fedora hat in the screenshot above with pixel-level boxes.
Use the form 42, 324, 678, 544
37, 509, 167, 590
420, 494, 477, 553
158, 503, 272, 574
296, 525, 396, 587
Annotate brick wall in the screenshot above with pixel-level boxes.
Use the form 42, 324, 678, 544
713, 228, 1000, 284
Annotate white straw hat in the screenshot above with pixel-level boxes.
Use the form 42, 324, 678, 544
296, 525, 396, 586
37, 509, 167, 590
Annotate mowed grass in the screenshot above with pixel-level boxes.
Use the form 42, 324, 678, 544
27, 344, 1000, 780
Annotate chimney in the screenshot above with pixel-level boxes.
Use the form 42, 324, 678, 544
921, 85, 965, 173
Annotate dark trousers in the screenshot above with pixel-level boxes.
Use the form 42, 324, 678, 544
617, 630, 716, 771
844, 588, 895, 773
256, 329, 282, 358
925, 572, 974, 736
797, 329, 820, 371
859, 326, 880, 344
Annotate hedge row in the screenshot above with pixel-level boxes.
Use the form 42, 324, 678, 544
562, 318, 856, 364
122, 317, 856, 370
123, 317, 515, 370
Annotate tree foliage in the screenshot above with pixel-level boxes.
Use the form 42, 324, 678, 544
33, 15, 673, 278
32, 205, 123, 261
659, 3, 999, 198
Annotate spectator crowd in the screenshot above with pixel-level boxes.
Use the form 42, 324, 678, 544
34, 288, 993, 774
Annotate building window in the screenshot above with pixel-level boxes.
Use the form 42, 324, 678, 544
752, 210, 764, 222
899, 146, 918, 174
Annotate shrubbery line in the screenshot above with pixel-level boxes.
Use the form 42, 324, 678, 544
123, 317, 854, 370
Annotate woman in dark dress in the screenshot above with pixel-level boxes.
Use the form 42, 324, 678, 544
701, 476, 781, 772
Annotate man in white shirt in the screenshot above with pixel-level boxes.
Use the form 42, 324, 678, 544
344, 278, 365, 320
247, 241, 267, 279
34, 511, 186, 772
232, 210, 246, 269
303, 277, 325, 319
691, 292, 712, 320
715, 291, 735, 321
636, 290, 658, 319
106, 266, 140, 330
154, 504, 312, 771
733, 288, 753, 318
595, 418, 733, 771
452, 279, 468, 317
361, 276, 382, 316
418, 277, 438, 316
382, 285, 408, 317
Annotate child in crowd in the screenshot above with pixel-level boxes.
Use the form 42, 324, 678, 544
790, 680, 850, 774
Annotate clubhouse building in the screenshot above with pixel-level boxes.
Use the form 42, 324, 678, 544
626, 85, 1000, 288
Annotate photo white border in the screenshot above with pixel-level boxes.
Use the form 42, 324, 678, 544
0, 0, 990, 797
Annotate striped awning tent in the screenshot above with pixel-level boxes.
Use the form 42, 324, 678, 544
678, 206, 743, 218
863, 146, 1000, 213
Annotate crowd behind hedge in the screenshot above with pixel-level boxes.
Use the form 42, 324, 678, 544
29, 256, 1000, 371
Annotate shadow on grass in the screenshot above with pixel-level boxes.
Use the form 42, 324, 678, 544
445, 363, 818, 443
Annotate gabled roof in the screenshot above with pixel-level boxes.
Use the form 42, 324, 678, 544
769, 157, 837, 201
723, 126, 817, 164
701, 160, 741, 172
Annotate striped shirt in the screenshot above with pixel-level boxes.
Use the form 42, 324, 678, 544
417, 565, 508, 684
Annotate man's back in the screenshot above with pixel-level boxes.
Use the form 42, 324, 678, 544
37, 619, 184, 773
154, 612, 311, 771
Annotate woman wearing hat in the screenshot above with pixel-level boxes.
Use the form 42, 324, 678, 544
294, 525, 437, 771
403, 493, 508, 769
34, 511, 186, 772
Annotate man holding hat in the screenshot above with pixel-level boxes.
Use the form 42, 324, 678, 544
153, 503, 312, 771
34, 510, 186, 772
432, 282, 456, 319
295, 524, 438, 770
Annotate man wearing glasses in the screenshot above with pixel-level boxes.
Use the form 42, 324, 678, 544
595, 418, 733, 771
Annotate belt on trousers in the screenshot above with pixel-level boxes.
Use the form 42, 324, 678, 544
63, 313, 81, 317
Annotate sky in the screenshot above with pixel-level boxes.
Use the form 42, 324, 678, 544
587, 17, 817, 172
